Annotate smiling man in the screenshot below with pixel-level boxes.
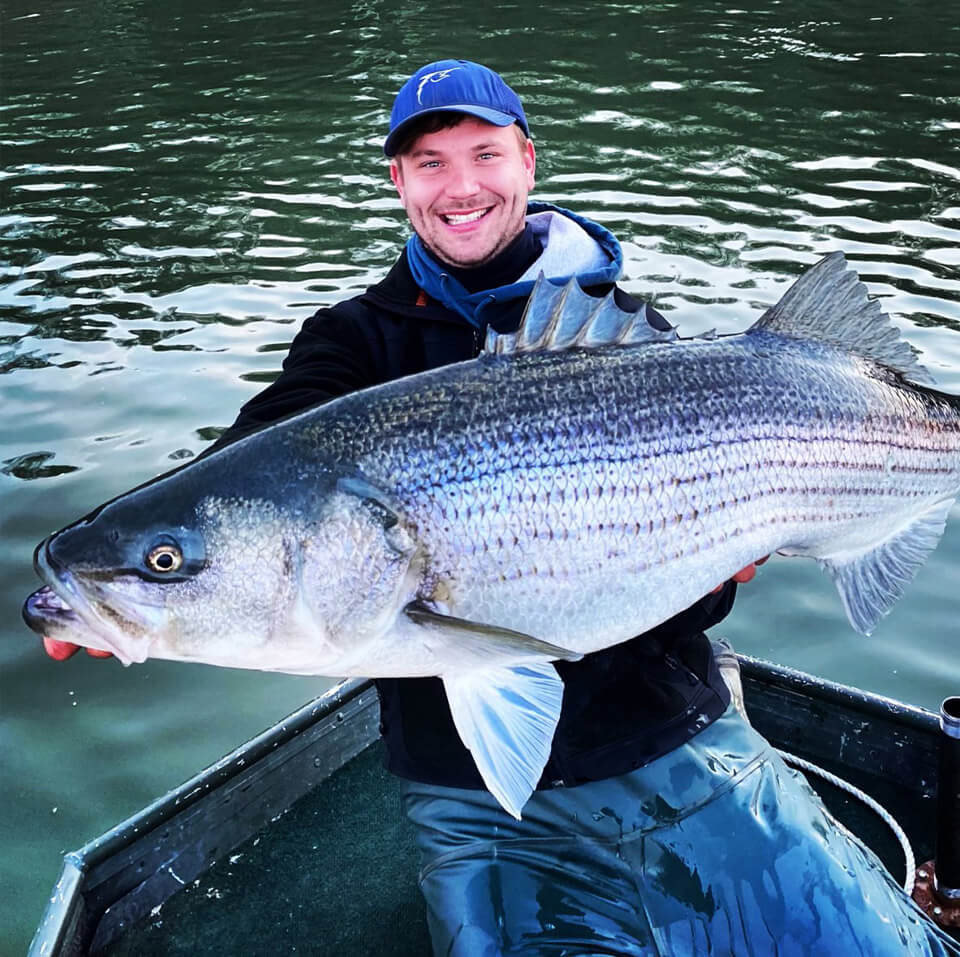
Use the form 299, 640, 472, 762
387, 63, 535, 269
389, 115, 535, 267
217, 60, 753, 953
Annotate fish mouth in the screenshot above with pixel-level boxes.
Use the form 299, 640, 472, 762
25, 537, 153, 663
23, 584, 81, 634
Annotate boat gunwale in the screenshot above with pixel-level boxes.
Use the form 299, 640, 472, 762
739, 654, 939, 734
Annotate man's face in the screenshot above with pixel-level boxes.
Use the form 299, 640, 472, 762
390, 117, 536, 268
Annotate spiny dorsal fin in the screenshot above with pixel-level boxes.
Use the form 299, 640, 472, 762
749, 252, 933, 384
485, 274, 676, 356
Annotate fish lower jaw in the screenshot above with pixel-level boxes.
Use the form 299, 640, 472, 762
44, 582, 160, 663
24, 587, 149, 663
23, 586, 73, 634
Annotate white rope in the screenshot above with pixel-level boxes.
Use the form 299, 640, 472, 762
778, 749, 916, 895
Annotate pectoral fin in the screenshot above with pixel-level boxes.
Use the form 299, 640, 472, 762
443, 662, 564, 819
404, 603, 581, 663
819, 497, 954, 635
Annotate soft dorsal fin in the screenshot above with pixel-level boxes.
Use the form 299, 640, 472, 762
748, 252, 933, 384
484, 274, 676, 356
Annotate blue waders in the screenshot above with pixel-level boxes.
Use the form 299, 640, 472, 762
402, 705, 960, 956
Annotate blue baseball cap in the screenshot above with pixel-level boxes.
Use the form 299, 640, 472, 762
384, 59, 529, 157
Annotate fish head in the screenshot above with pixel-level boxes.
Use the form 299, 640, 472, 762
22, 452, 424, 675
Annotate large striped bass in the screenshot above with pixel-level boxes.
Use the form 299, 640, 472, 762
23, 252, 960, 816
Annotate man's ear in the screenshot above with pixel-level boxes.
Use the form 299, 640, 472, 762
523, 138, 536, 190
390, 160, 405, 203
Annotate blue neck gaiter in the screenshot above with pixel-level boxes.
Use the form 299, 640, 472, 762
404, 203, 623, 331
405, 233, 530, 329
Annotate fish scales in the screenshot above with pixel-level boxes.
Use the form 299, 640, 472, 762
282, 330, 960, 654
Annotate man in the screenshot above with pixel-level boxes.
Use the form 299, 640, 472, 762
50, 60, 959, 955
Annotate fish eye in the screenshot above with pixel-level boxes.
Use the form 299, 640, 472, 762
146, 542, 183, 574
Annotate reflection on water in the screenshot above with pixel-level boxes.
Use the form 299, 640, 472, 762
1, 0, 959, 950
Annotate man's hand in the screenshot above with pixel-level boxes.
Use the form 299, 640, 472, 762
42, 637, 113, 661
712, 555, 769, 593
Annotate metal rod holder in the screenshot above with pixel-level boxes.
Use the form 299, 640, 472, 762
913, 697, 960, 938
935, 696, 960, 898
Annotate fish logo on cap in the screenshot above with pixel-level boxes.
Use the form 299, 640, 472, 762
416, 68, 461, 104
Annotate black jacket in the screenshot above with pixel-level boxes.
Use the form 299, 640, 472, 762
219, 242, 733, 790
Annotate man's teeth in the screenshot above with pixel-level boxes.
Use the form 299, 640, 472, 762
443, 209, 489, 225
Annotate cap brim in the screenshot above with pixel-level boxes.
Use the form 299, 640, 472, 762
384, 105, 519, 156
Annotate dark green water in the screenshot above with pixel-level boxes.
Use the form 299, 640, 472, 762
2, 0, 959, 951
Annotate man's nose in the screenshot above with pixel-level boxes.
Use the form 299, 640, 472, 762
444, 163, 480, 198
